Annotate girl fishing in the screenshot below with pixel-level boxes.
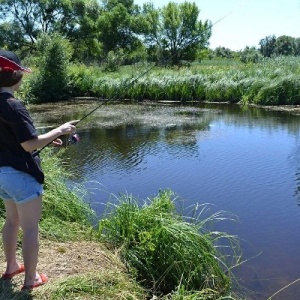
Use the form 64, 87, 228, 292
0, 50, 78, 290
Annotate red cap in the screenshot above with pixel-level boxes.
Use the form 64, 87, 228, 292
0, 50, 32, 73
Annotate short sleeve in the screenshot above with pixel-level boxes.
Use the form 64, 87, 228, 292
5, 100, 37, 143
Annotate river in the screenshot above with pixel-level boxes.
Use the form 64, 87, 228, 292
30, 101, 300, 300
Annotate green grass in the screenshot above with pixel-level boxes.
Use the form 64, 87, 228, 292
56, 56, 300, 106
39, 149, 96, 241
36, 271, 146, 300
98, 190, 241, 298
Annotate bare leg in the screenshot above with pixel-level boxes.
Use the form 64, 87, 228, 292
2, 200, 21, 274
16, 195, 42, 287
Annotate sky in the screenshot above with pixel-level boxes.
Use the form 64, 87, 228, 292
134, 0, 300, 51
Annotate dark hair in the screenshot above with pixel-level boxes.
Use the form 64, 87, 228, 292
0, 70, 23, 87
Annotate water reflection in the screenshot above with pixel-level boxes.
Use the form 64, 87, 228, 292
63, 121, 210, 180
289, 138, 300, 205
198, 103, 300, 133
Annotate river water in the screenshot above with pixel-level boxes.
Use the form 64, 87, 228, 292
30, 101, 300, 300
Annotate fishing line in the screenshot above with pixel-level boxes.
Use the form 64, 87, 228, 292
32, 4, 241, 157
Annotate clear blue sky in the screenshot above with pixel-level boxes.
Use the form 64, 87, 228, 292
134, 0, 300, 51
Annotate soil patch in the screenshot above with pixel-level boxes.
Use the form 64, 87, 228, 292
0, 239, 125, 296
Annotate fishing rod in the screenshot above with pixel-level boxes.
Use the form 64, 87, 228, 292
33, 11, 231, 157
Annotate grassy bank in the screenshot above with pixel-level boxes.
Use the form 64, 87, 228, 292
0, 151, 244, 299
21, 57, 300, 106
65, 57, 300, 106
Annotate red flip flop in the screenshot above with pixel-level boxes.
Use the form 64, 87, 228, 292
21, 273, 48, 291
1, 264, 25, 279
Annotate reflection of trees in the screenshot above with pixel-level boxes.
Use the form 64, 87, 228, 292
293, 166, 300, 206
290, 136, 300, 205
30, 101, 300, 137
63, 119, 211, 180
198, 103, 300, 135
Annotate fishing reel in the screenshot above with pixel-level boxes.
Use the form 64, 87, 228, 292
68, 133, 80, 145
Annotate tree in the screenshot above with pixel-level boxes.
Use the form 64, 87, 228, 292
96, 0, 145, 63
69, 0, 104, 61
240, 46, 262, 64
102, 0, 138, 13
259, 35, 276, 57
141, 1, 211, 65
0, 0, 100, 50
97, 4, 132, 54
0, 22, 27, 51
294, 38, 300, 56
274, 35, 295, 56
196, 48, 214, 61
214, 47, 233, 59
29, 33, 73, 103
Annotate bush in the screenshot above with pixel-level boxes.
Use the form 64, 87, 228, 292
67, 64, 98, 97
28, 33, 73, 103
240, 47, 263, 64
103, 50, 125, 72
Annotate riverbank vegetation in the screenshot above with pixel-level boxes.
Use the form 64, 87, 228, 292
69, 55, 300, 106
0, 151, 244, 299
14, 26, 300, 107
1, 1, 299, 107
21, 52, 300, 107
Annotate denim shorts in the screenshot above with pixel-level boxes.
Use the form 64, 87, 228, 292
0, 166, 43, 204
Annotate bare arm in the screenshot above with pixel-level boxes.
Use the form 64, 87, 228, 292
21, 120, 79, 153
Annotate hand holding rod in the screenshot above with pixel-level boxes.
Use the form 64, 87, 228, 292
32, 120, 79, 157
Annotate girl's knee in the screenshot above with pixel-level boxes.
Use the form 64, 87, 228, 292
4, 218, 20, 228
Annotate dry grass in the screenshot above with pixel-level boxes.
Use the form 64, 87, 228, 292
0, 239, 146, 300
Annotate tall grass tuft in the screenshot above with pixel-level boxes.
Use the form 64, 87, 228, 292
98, 190, 240, 297
253, 75, 300, 105
39, 149, 96, 241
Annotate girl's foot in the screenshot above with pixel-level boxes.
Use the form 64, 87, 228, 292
21, 273, 48, 290
1, 264, 25, 279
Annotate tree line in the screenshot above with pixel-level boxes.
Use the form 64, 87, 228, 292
0, 0, 298, 66
0, 0, 211, 65
208, 34, 300, 64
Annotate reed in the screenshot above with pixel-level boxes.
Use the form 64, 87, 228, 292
65, 56, 300, 106
252, 75, 300, 105
21, 56, 300, 106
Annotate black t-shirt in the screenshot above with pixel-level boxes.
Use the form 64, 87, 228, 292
0, 92, 44, 184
